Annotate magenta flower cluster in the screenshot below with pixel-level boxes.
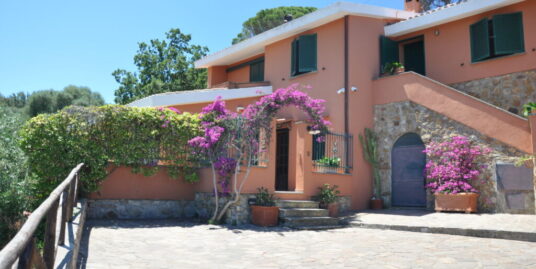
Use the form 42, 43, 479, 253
157, 107, 181, 128
213, 157, 237, 195
424, 136, 491, 194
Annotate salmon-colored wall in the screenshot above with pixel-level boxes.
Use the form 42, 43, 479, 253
227, 65, 250, 83
395, 0, 536, 84
208, 66, 228, 88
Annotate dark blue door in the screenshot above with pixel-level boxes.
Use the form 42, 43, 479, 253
392, 134, 426, 207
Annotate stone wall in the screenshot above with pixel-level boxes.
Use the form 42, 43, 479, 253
450, 69, 536, 115
87, 200, 196, 219
194, 192, 256, 225
373, 101, 533, 213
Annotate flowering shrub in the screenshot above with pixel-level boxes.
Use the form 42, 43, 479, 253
189, 84, 329, 222
424, 136, 491, 194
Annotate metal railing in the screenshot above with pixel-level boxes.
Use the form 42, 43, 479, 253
0, 163, 84, 269
312, 132, 353, 174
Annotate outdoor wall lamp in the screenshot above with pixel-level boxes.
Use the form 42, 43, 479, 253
307, 125, 321, 135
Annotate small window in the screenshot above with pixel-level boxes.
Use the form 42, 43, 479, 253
291, 34, 317, 76
249, 60, 264, 82
470, 12, 524, 63
312, 134, 326, 161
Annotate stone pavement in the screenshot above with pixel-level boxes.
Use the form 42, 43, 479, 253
78, 219, 536, 268
343, 209, 536, 242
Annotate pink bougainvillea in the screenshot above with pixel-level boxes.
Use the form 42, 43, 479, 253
424, 136, 491, 194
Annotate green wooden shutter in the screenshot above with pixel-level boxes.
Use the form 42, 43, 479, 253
492, 12, 525, 55
298, 34, 317, 73
312, 134, 325, 161
380, 36, 399, 72
249, 61, 264, 82
291, 39, 298, 76
470, 18, 491, 62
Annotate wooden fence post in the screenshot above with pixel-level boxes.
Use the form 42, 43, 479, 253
58, 190, 69, 245
43, 199, 59, 268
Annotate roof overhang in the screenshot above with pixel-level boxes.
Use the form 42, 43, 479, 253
195, 2, 415, 68
385, 0, 526, 37
127, 86, 273, 107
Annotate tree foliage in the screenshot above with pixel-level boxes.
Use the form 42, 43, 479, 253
420, 0, 462, 11
113, 28, 209, 105
1, 85, 104, 117
0, 106, 31, 248
232, 6, 317, 44
19, 105, 202, 200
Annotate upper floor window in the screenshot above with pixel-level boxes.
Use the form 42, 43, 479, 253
470, 12, 524, 63
249, 60, 264, 82
291, 34, 317, 76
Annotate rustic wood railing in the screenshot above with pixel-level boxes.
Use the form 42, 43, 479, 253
0, 163, 84, 269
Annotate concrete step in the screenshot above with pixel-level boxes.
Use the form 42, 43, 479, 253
276, 200, 319, 209
282, 216, 339, 227
292, 225, 346, 230
279, 208, 329, 218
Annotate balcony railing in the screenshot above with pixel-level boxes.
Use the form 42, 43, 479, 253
312, 132, 353, 174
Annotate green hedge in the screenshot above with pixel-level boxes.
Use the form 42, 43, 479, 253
19, 105, 202, 199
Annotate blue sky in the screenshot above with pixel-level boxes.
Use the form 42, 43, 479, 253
0, 0, 401, 103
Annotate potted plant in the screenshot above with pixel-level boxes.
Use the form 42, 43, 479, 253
315, 156, 341, 173
250, 187, 279, 226
359, 128, 382, 210
314, 184, 341, 217
381, 62, 405, 76
424, 136, 491, 213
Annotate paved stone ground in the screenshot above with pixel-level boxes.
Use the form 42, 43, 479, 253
344, 209, 536, 240
78, 219, 536, 269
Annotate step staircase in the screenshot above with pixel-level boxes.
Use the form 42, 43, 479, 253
276, 200, 342, 230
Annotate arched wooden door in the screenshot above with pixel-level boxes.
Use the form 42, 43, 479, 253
391, 133, 426, 207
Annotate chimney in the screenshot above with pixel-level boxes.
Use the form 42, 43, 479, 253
404, 0, 423, 13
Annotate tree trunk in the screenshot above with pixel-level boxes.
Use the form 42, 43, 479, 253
209, 163, 219, 223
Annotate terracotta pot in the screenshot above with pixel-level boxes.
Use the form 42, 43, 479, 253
395, 67, 405, 74
251, 205, 279, 227
434, 193, 479, 213
327, 203, 339, 217
370, 198, 383, 210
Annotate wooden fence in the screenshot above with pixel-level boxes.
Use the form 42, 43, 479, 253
0, 163, 84, 269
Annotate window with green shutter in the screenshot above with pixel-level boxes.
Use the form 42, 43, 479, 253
249, 60, 264, 82
380, 36, 399, 72
492, 12, 524, 55
312, 134, 325, 161
469, 12, 524, 63
291, 34, 317, 76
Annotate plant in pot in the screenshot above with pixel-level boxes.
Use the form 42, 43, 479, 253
315, 156, 341, 173
382, 62, 405, 76
314, 184, 341, 217
250, 187, 279, 227
424, 136, 491, 213
359, 128, 382, 210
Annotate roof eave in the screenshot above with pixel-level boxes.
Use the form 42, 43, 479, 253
385, 0, 526, 37
195, 1, 415, 68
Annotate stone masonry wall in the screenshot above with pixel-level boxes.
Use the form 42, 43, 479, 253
374, 101, 533, 213
450, 69, 536, 115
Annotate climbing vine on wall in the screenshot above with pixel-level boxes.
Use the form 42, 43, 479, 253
19, 105, 202, 199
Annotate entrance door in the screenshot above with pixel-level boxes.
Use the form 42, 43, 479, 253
391, 133, 426, 207
275, 128, 289, 191
403, 40, 425, 75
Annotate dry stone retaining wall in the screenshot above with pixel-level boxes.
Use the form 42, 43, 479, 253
451, 69, 536, 115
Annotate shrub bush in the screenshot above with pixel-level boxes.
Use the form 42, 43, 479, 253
0, 106, 32, 248
19, 105, 202, 199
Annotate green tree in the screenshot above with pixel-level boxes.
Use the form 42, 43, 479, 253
0, 106, 31, 247
113, 28, 209, 105
420, 0, 461, 11
26, 86, 104, 117
232, 6, 317, 44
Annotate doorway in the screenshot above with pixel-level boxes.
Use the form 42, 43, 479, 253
403, 40, 426, 75
391, 133, 426, 207
275, 128, 290, 191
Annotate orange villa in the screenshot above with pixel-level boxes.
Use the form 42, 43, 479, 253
90, 0, 536, 223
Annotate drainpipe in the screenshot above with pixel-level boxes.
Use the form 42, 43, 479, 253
344, 15, 350, 173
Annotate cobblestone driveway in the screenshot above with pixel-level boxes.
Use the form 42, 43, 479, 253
78, 219, 536, 269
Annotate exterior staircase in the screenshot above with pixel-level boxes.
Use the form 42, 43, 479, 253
276, 200, 342, 230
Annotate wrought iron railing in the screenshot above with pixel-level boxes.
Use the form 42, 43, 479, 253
312, 132, 353, 174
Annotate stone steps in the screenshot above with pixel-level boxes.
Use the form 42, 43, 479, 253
279, 208, 328, 218
276, 200, 319, 208
277, 200, 342, 229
